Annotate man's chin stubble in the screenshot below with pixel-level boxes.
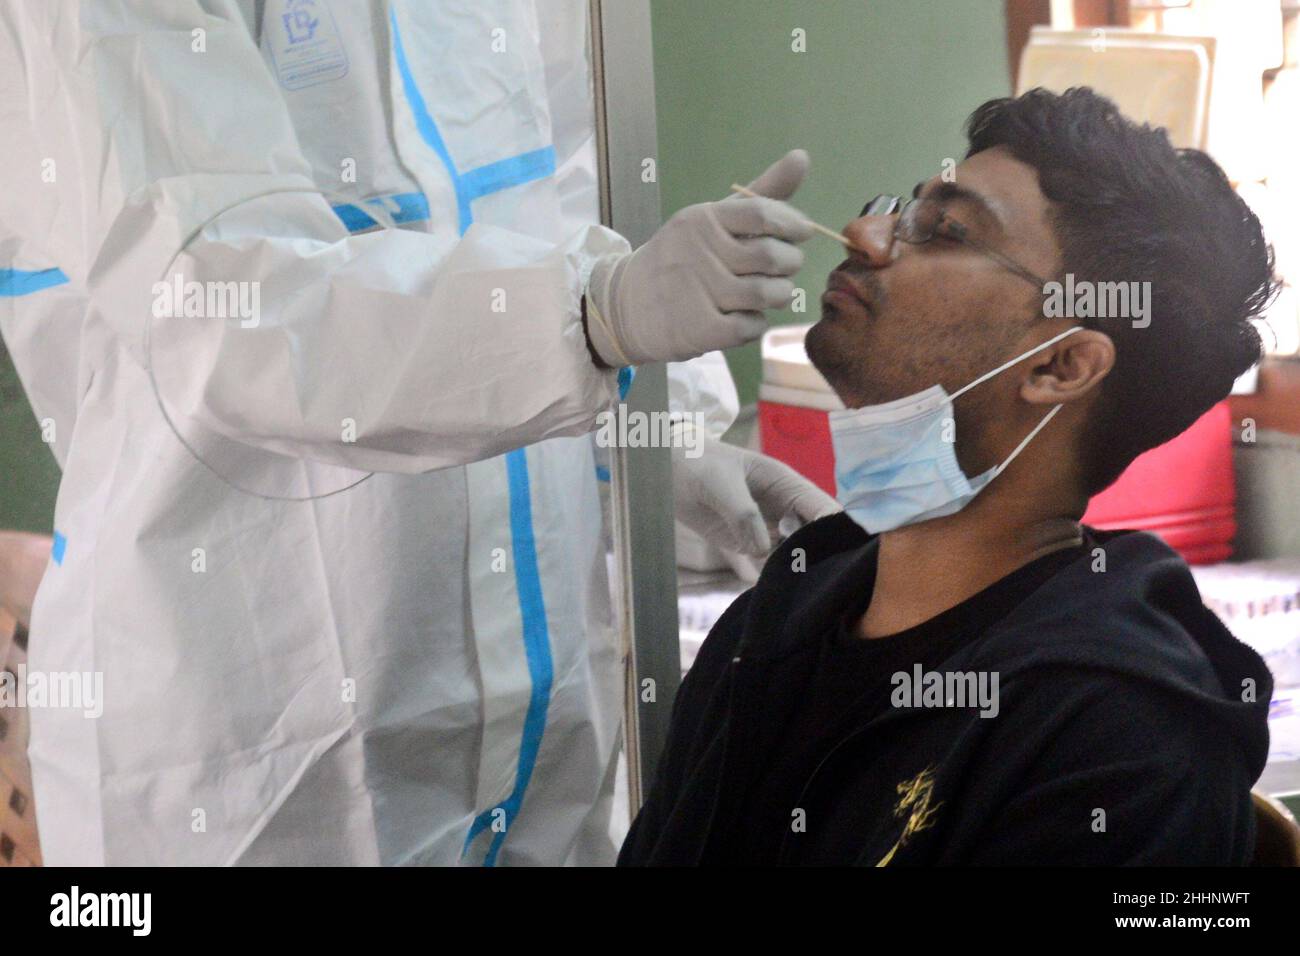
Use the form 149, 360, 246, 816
805, 316, 866, 407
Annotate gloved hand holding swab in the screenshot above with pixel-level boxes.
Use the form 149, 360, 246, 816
730, 182, 868, 255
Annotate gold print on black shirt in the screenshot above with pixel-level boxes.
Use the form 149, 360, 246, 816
874, 765, 944, 867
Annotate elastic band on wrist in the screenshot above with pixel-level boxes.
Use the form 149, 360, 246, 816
584, 292, 634, 369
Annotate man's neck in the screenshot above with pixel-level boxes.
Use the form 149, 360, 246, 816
854, 493, 1084, 640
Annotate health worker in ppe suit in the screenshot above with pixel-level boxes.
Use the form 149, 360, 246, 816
0, 0, 838, 865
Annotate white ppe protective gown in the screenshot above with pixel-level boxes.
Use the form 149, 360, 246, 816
0, 0, 737, 865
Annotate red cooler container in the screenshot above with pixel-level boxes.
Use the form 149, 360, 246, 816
758, 325, 1237, 564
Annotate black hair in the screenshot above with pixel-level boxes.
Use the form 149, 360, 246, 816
965, 86, 1277, 495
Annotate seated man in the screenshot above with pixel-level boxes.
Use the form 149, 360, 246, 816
619, 87, 1277, 866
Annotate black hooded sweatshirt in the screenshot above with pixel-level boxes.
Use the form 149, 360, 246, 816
618, 513, 1272, 866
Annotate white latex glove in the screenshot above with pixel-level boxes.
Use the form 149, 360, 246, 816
674, 521, 764, 585
671, 424, 841, 560
584, 149, 815, 367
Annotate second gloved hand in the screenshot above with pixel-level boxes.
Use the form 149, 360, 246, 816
584, 149, 815, 367
671, 423, 841, 561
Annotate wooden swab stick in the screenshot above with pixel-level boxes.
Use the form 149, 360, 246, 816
730, 183, 865, 253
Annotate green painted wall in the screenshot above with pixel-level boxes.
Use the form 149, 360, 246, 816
0, 339, 59, 533
650, 0, 1011, 406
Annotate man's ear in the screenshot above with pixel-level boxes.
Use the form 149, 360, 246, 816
1020, 329, 1115, 406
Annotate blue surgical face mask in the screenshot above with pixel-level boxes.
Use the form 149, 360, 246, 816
829, 326, 1084, 535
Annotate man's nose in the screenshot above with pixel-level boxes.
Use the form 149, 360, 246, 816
842, 214, 896, 269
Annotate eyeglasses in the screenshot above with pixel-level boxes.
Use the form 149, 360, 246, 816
861, 194, 1050, 290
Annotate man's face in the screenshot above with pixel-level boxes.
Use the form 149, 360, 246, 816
806, 147, 1061, 421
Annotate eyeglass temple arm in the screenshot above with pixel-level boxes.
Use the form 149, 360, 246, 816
949, 225, 1049, 290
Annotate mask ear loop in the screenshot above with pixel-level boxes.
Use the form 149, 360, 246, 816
949, 325, 1084, 403
988, 402, 1064, 479
145, 185, 400, 502
949, 325, 1085, 479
